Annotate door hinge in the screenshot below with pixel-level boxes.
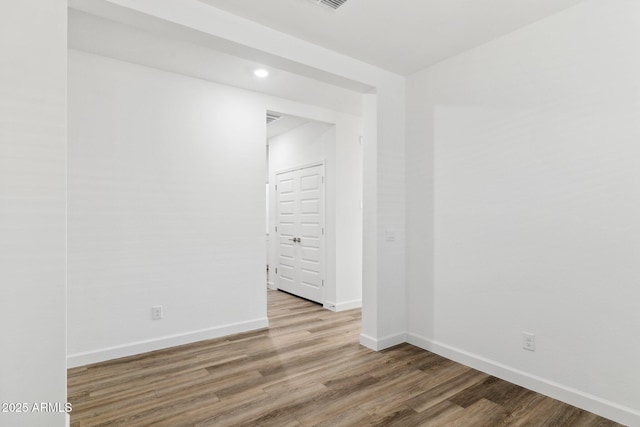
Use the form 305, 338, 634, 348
275, 184, 277, 191
322, 280, 324, 287
275, 267, 278, 274
275, 226, 278, 232
322, 227, 324, 235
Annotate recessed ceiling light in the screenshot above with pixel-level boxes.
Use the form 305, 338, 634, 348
254, 68, 269, 78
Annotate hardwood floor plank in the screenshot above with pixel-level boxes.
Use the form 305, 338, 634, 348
408, 399, 466, 426
311, 406, 373, 427
357, 370, 441, 416
364, 405, 422, 427
193, 382, 326, 427
434, 398, 511, 426
449, 375, 528, 409
149, 388, 271, 427
68, 289, 625, 427
405, 369, 490, 413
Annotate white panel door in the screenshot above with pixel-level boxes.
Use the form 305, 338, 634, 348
276, 164, 324, 303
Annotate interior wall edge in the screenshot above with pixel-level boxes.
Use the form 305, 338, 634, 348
359, 332, 406, 352
406, 332, 640, 426
67, 317, 268, 368
323, 299, 362, 312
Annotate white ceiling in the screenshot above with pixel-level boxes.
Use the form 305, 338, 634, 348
266, 113, 311, 139
198, 0, 585, 75
68, 9, 364, 116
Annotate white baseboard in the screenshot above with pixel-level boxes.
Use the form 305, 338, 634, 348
406, 332, 640, 426
336, 299, 362, 311
67, 317, 269, 368
323, 301, 337, 311
359, 333, 378, 349
323, 299, 362, 312
267, 282, 277, 290
360, 332, 406, 351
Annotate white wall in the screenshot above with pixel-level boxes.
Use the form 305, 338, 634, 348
72, 0, 407, 352
373, 86, 406, 346
268, 116, 363, 311
67, 51, 267, 365
406, 0, 640, 424
334, 114, 364, 308
0, 1, 68, 426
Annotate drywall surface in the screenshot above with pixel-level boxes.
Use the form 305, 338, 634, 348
268, 116, 363, 311
334, 113, 364, 309
406, 0, 640, 424
0, 1, 68, 426
67, 51, 267, 365
71, 0, 407, 351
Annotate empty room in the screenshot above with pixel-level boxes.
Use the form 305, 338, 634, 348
1, 0, 639, 426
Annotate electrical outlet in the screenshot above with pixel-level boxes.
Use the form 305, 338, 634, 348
152, 305, 163, 320
522, 332, 535, 351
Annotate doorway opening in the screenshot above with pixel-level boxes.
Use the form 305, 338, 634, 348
265, 110, 363, 312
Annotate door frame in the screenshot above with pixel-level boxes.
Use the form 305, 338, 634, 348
274, 161, 326, 304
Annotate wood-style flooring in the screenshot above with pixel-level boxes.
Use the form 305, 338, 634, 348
68, 290, 624, 426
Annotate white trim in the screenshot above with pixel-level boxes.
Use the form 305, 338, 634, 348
324, 299, 361, 312
267, 281, 278, 290
323, 301, 337, 311
359, 333, 378, 349
67, 318, 269, 368
274, 160, 326, 176
359, 332, 406, 351
406, 333, 640, 427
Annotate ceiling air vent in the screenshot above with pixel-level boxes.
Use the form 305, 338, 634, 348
312, 0, 348, 11
266, 113, 281, 125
